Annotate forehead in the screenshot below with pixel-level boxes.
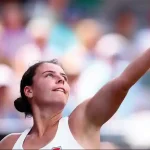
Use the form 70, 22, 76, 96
36, 63, 65, 75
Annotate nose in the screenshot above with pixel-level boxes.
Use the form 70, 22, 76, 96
56, 76, 64, 85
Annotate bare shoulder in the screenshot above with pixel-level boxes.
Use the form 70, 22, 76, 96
0, 133, 21, 149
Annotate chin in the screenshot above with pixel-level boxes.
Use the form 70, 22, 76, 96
48, 96, 68, 108
53, 100, 67, 111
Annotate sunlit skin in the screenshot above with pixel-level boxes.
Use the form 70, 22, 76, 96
1, 48, 150, 149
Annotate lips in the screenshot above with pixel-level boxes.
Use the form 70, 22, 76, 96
52, 87, 66, 94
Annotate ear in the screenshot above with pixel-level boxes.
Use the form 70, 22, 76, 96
24, 86, 33, 99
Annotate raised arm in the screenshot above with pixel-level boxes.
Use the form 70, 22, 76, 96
80, 48, 150, 128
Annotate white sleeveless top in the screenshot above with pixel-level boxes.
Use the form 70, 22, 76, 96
13, 117, 83, 149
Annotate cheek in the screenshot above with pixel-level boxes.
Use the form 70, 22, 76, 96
66, 84, 70, 94
33, 80, 52, 95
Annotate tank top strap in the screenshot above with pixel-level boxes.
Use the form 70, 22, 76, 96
12, 128, 31, 149
51, 117, 83, 149
56, 117, 69, 134
57, 117, 74, 139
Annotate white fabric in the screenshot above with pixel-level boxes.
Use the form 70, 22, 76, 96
13, 117, 83, 149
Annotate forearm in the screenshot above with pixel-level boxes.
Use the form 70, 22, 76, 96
120, 48, 150, 87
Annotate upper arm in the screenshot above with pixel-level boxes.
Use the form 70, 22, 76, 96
72, 49, 150, 132
80, 48, 150, 128
0, 134, 20, 149
73, 76, 130, 131
70, 75, 142, 140
85, 77, 129, 126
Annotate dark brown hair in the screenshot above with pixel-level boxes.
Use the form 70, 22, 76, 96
14, 59, 62, 117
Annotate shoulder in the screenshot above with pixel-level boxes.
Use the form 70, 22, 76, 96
0, 133, 21, 149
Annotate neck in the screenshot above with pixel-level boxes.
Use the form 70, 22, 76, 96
31, 104, 63, 137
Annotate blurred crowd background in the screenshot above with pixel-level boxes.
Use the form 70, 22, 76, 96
1, 0, 150, 149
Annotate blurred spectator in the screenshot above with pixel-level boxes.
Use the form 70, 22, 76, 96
62, 19, 102, 70
0, 64, 16, 118
113, 7, 137, 40
30, 0, 76, 56
31, 0, 69, 21
13, 17, 57, 78
75, 33, 126, 104
95, 33, 128, 60
134, 11, 150, 53
48, 0, 69, 18
109, 7, 138, 61
0, 2, 31, 61
96, 33, 137, 61
0, 63, 32, 133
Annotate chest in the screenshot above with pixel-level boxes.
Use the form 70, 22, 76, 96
22, 133, 83, 149
22, 126, 82, 149
23, 126, 58, 149
14, 117, 100, 149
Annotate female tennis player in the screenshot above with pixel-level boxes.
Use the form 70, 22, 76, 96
1, 48, 150, 149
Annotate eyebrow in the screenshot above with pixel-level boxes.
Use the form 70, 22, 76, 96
42, 70, 55, 74
42, 70, 67, 78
